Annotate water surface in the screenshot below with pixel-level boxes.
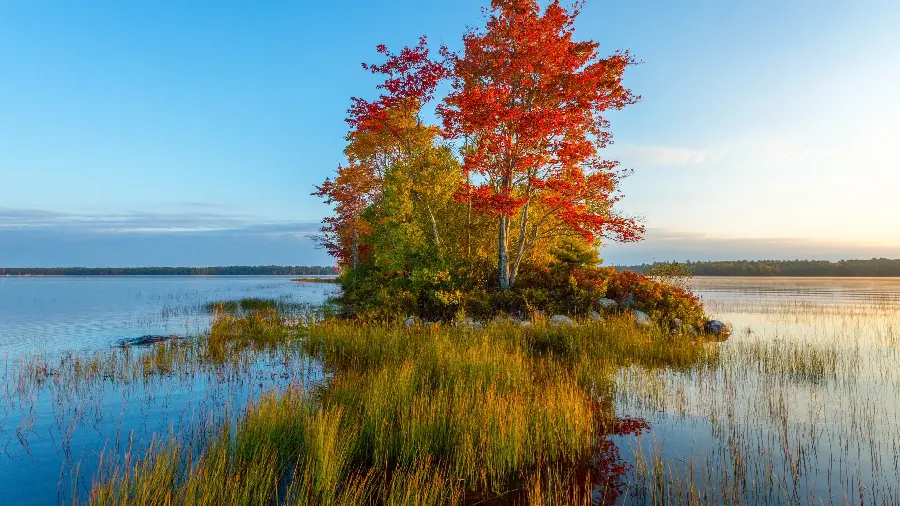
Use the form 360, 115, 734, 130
0, 276, 339, 355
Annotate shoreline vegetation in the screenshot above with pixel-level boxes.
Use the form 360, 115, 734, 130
619, 258, 900, 277
0, 266, 338, 276
7, 291, 900, 504
30, 302, 720, 505
5, 259, 900, 278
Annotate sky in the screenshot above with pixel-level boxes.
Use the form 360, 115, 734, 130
1, 0, 898, 267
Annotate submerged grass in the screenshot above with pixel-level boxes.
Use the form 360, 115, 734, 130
75, 311, 718, 505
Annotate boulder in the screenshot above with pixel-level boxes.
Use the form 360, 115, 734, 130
703, 320, 731, 339
588, 310, 604, 322
668, 318, 683, 335
634, 311, 653, 329
549, 315, 575, 327
458, 317, 484, 330
520, 320, 533, 328
404, 317, 419, 328
492, 314, 522, 326
618, 293, 636, 310
117, 335, 173, 347
596, 298, 618, 311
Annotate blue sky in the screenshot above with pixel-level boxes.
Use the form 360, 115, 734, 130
1, 0, 898, 267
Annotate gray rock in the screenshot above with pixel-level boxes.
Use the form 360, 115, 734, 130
703, 320, 730, 339
596, 298, 618, 311
492, 314, 522, 326
668, 318, 683, 335
634, 311, 653, 329
520, 320, 533, 328
458, 317, 484, 330
588, 310, 604, 321
404, 317, 419, 328
618, 293, 637, 310
549, 315, 575, 327
117, 335, 174, 347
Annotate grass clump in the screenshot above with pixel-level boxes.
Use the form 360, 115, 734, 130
84, 314, 717, 505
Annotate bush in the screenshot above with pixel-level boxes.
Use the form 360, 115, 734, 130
335, 257, 705, 326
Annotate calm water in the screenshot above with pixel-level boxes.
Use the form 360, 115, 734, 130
0, 276, 340, 355
0, 276, 338, 505
1, 276, 899, 504
612, 277, 900, 504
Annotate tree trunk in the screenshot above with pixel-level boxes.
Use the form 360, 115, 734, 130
498, 214, 510, 291
352, 225, 359, 280
508, 200, 530, 288
425, 202, 442, 259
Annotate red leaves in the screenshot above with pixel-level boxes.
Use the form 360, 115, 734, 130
348, 36, 449, 137
439, 0, 642, 246
316, 0, 647, 276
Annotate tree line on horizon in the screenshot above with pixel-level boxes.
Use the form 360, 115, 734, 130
0, 266, 338, 276
619, 259, 900, 277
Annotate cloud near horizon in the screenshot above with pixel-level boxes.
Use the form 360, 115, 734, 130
3, 208, 899, 268
0, 207, 331, 267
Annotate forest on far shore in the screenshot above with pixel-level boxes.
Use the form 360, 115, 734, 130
0, 266, 338, 276
619, 259, 900, 277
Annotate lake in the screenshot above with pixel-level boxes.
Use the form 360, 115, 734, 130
0, 276, 340, 355
1, 276, 899, 504
612, 277, 900, 503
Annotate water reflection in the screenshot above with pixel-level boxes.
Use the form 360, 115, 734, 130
614, 277, 900, 504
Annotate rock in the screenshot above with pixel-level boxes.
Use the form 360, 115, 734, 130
404, 317, 419, 328
703, 320, 730, 339
703, 320, 731, 341
520, 321, 533, 328
618, 293, 636, 310
668, 318, 683, 335
117, 335, 174, 347
588, 310, 604, 321
633, 311, 653, 329
458, 317, 484, 330
491, 314, 522, 326
596, 298, 618, 311
549, 315, 575, 327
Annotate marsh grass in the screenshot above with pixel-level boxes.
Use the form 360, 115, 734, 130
69, 311, 718, 505
12, 287, 898, 504
611, 293, 900, 504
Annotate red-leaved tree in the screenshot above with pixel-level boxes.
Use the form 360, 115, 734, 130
439, 0, 643, 290
314, 37, 449, 272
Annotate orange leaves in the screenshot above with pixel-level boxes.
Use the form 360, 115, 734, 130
438, 0, 642, 248
315, 0, 647, 284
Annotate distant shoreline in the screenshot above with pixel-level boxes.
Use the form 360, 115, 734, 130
0, 266, 338, 277
617, 259, 900, 277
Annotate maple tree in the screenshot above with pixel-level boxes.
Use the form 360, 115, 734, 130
313, 0, 667, 321
439, 0, 643, 290
314, 37, 451, 272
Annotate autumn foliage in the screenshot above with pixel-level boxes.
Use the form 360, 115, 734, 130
314, 0, 697, 321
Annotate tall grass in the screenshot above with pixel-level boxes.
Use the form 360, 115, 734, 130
79, 313, 716, 505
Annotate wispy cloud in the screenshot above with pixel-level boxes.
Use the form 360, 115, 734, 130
0, 207, 329, 267
0, 207, 320, 235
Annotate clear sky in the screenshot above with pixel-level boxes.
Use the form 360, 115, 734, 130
1, 0, 898, 267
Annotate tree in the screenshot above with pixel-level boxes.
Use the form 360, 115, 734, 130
439, 0, 643, 290
316, 37, 453, 272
